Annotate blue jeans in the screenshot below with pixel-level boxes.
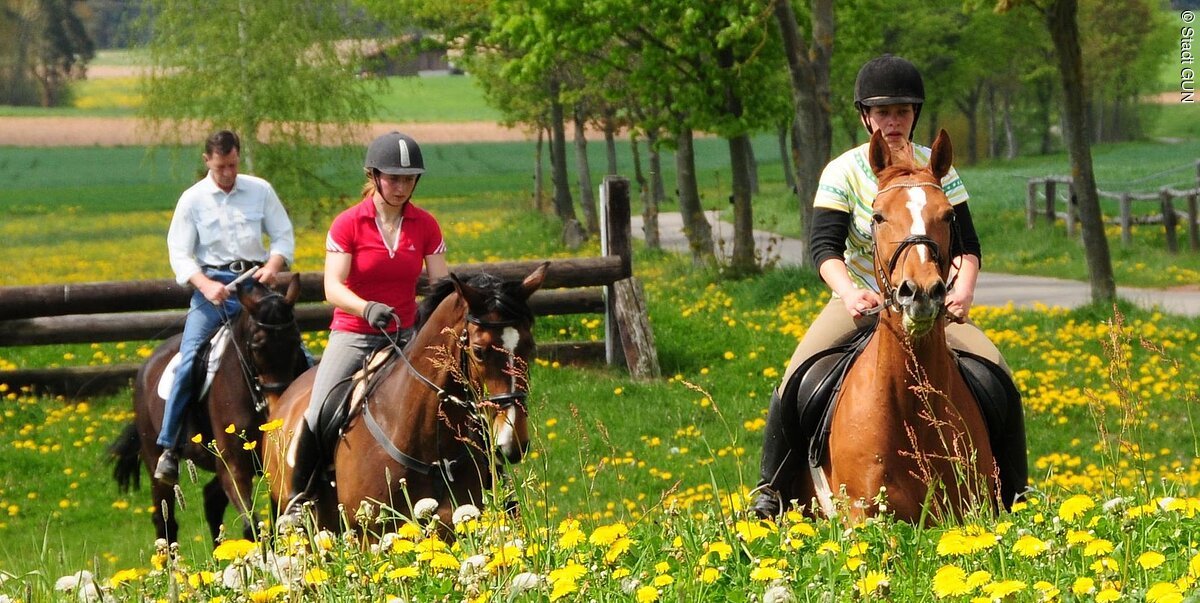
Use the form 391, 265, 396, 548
157, 269, 244, 449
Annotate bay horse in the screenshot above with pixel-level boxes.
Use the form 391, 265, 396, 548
263, 263, 546, 536
798, 130, 996, 523
110, 274, 309, 544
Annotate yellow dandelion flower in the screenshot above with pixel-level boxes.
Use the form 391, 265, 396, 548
1058, 494, 1095, 522
1066, 530, 1094, 545
749, 565, 783, 582
550, 578, 578, 602
213, 539, 256, 561
589, 522, 628, 546
700, 567, 720, 584
1138, 551, 1166, 570
932, 565, 971, 598
1013, 535, 1049, 558
1189, 553, 1200, 578
305, 568, 329, 585
259, 419, 284, 432
558, 527, 585, 549
635, 585, 660, 603
816, 541, 841, 555
788, 522, 816, 538
605, 537, 633, 563
653, 574, 673, 587
386, 567, 419, 580
1083, 539, 1114, 557
734, 520, 771, 543
1071, 577, 1095, 596
983, 580, 1025, 599
1096, 587, 1122, 602
856, 570, 889, 595
706, 541, 733, 560
109, 568, 145, 588
249, 585, 287, 602
549, 561, 587, 585
1146, 582, 1183, 603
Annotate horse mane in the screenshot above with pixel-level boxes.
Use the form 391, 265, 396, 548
414, 273, 536, 333
875, 162, 931, 186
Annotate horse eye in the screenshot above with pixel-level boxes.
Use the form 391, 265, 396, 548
471, 346, 486, 360
872, 213, 885, 224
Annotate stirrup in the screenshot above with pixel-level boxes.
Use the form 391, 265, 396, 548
276, 497, 314, 532
750, 485, 783, 520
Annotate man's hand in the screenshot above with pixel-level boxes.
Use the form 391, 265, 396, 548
198, 277, 230, 305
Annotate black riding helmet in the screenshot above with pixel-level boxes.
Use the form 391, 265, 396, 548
854, 54, 925, 140
365, 131, 425, 175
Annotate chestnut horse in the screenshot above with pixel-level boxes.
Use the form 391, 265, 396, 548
798, 130, 996, 523
264, 264, 546, 535
110, 275, 309, 544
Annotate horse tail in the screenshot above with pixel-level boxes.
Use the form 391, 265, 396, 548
109, 422, 142, 493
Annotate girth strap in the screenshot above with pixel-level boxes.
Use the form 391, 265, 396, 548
361, 400, 444, 478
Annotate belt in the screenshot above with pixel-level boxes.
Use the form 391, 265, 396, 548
202, 260, 261, 273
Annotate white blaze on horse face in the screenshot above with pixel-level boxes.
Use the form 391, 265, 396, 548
905, 187, 928, 262
501, 327, 520, 354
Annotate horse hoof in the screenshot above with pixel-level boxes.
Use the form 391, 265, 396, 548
153, 450, 179, 485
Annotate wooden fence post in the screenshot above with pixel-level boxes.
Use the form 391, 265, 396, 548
1188, 192, 1199, 252
1161, 187, 1179, 254
1044, 179, 1057, 224
1119, 193, 1132, 246
601, 176, 632, 367
1064, 183, 1077, 238
1026, 179, 1038, 229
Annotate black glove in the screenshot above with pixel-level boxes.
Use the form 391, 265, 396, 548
362, 301, 394, 330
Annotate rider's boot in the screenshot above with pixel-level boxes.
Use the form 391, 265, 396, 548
995, 395, 1029, 510
277, 423, 322, 530
751, 389, 797, 520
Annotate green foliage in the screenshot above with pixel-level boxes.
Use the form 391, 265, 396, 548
137, 0, 382, 198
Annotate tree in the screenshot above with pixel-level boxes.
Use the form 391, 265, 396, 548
138, 0, 379, 197
773, 0, 833, 269
0, 0, 94, 107
998, 0, 1115, 303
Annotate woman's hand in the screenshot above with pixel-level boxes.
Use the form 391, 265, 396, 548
944, 287, 973, 323
841, 288, 884, 319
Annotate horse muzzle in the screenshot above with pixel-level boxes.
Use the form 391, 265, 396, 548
894, 278, 946, 336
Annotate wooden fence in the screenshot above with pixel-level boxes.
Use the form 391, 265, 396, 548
1025, 160, 1200, 252
0, 176, 659, 396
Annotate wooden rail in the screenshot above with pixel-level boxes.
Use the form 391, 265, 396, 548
1025, 160, 1200, 252
0, 176, 660, 396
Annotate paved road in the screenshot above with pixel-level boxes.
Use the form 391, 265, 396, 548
632, 212, 1200, 318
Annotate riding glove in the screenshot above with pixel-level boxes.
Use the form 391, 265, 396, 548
363, 301, 395, 330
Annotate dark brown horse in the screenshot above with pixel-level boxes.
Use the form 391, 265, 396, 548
110, 275, 309, 544
796, 130, 996, 523
264, 264, 546, 535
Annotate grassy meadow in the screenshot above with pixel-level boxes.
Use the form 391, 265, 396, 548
0, 71, 1199, 600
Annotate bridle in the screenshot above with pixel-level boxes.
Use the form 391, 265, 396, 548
870, 180, 957, 315
228, 290, 303, 410
361, 303, 531, 491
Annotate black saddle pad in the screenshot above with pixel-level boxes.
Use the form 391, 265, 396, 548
314, 343, 400, 452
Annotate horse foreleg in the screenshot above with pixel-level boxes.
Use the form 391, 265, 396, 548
202, 478, 230, 545
151, 480, 179, 544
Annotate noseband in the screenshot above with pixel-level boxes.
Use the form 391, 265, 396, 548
871, 181, 955, 314
235, 291, 303, 403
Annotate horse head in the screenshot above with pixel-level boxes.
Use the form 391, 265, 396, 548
449, 263, 547, 464
235, 274, 306, 405
868, 129, 955, 338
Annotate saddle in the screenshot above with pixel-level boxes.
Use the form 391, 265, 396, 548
313, 344, 399, 451
157, 325, 233, 403
780, 323, 1028, 509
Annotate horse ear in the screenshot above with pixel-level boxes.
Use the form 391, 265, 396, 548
284, 273, 301, 305
237, 281, 261, 313
867, 129, 890, 175
929, 129, 953, 180
520, 262, 550, 301
451, 273, 488, 312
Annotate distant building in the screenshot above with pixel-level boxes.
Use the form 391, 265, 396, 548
333, 36, 459, 78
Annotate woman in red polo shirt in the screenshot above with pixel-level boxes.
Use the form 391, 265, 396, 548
280, 132, 449, 522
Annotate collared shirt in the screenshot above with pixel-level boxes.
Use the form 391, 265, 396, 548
813, 142, 969, 292
326, 198, 445, 333
166, 172, 295, 285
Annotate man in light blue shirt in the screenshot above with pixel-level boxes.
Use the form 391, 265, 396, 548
155, 130, 295, 484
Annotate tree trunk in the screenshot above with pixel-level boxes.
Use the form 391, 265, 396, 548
675, 127, 714, 263
773, 0, 833, 269
728, 134, 759, 274
534, 128, 546, 212
647, 129, 667, 208
603, 114, 619, 175
746, 140, 759, 195
986, 86, 999, 160
778, 124, 796, 191
548, 81, 577, 225
630, 131, 660, 249
1047, 0, 1116, 302
573, 104, 599, 234
1003, 90, 1017, 160
956, 84, 981, 164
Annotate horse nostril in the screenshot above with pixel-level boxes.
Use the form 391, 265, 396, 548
930, 280, 947, 304
897, 280, 916, 303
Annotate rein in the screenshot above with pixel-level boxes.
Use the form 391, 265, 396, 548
360, 306, 528, 488
223, 290, 303, 412
870, 180, 960, 316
